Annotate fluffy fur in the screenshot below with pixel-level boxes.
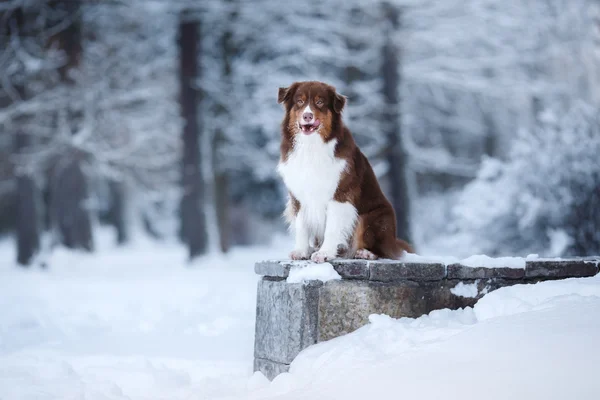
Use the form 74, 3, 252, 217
277, 80, 413, 262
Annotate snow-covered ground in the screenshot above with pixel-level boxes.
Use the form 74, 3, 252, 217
1, 230, 599, 400
0, 230, 290, 400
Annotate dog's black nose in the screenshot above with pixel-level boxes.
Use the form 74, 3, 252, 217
303, 112, 314, 122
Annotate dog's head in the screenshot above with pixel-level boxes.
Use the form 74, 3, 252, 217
277, 81, 346, 139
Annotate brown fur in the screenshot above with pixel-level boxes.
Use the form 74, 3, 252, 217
277, 81, 413, 259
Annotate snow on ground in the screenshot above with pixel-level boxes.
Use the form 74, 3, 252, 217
1, 230, 599, 400
0, 229, 290, 400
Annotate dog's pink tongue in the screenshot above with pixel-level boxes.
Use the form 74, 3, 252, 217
302, 119, 321, 134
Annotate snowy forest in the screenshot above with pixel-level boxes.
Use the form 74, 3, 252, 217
1, 0, 600, 266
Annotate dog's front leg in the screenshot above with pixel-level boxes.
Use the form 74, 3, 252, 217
290, 209, 312, 260
311, 201, 357, 263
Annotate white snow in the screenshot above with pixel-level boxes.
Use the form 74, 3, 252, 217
458, 254, 527, 269
286, 262, 341, 283
0, 229, 290, 400
403, 252, 538, 269
401, 252, 460, 265
450, 281, 479, 298
1, 231, 599, 400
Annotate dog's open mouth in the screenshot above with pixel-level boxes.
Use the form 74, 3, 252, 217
299, 120, 320, 134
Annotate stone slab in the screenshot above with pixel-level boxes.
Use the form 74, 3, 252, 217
447, 264, 525, 280
317, 280, 420, 341
316, 279, 501, 342
255, 260, 292, 278
369, 262, 446, 282
254, 279, 321, 364
253, 257, 600, 381
330, 259, 370, 279
254, 358, 289, 381
525, 260, 599, 279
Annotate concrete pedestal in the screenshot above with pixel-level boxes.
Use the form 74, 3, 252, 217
253, 258, 599, 380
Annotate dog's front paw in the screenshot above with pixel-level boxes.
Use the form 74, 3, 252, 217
354, 248, 378, 260
290, 249, 311, 260
310, 249, 337, 263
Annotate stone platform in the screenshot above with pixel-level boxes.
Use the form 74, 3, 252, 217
253, 257, 599, 380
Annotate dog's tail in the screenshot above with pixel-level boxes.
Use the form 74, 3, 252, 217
394, 238, 415, 258
381, 238, 415, 260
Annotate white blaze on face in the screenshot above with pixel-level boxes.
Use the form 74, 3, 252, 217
301, 104, 313, 124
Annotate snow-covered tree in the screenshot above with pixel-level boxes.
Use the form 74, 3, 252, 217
399, 0, 600, 253
2, 2, 183, 248
452, 101, 600, 257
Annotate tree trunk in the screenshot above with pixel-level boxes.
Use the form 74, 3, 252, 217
213, 166, 230, 253
483, 111, 497, 158
211, 1, 237, 253
381, 3, 412, 243
211, 127, 231, 253
108, 180, 128, 245
50, 156, 93, 251
178, 12, 208, 259
14, 132, 40, 266
48, 0, 94, 251
2, 7, 41, 265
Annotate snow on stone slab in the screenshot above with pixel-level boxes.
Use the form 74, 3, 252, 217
286, 262, 341, 283
401, 252, 531, 269
400, 252, 460, 265
450, 281, 479, 298
457, 254, 528, 269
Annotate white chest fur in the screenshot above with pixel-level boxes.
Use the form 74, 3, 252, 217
277, 134, 347, 238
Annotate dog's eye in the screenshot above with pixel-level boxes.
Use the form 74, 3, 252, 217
296, 99, 304, 106
316, 100, 324, 106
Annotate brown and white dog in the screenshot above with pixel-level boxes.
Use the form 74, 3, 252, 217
277, 80, 413, 263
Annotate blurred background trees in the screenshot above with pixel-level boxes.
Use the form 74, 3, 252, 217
1, 0, 599, 265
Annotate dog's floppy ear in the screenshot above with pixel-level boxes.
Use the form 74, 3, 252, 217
278, 83, 298, 105
277, 87, 290, 104
333, 91, 347, 113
